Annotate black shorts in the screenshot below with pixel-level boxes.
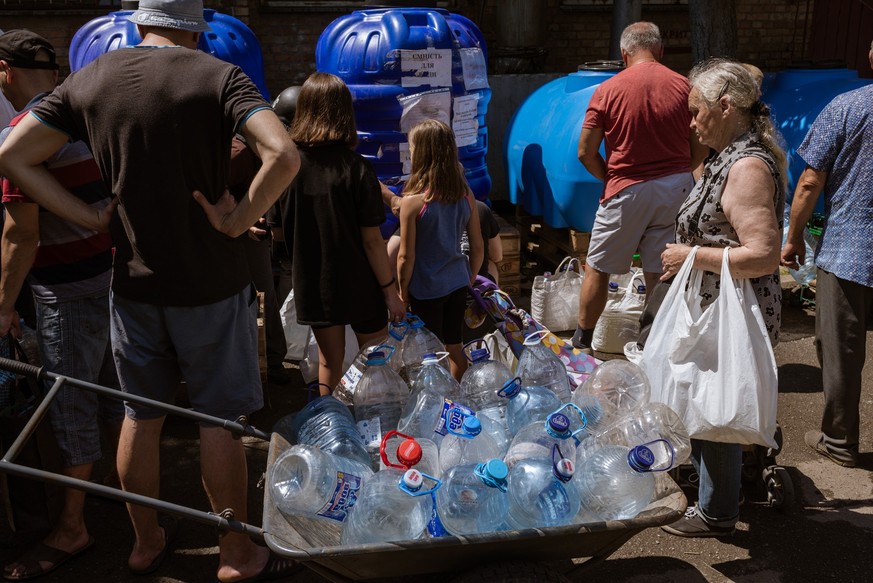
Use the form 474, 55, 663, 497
409, 286, 468, 345
311, 314, 387, 336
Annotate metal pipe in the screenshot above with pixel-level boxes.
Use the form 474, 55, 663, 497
1, 377, 65, 463
609, 0, 643, 60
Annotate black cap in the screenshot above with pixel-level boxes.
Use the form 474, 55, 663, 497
0, 30, 59, 71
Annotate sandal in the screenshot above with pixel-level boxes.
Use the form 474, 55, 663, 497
3, 536, 95, 581
230, 553, 302, 583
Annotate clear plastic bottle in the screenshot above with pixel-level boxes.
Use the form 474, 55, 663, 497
578, 403, 690, 471
353, 350, 410, 469
438, 416, 501, 473
576, 444, 656, 521
573, 359, 650, 435
335, 326, 406, 404
506, 445, 580, 529
269, 444, 374, 524
503, 405, 586, 470
397, 353, 462, 444
499, 378, 562, 437
340, 467, 439, 545
460, 347, 513, 412
435, 459, 509, 535
273, 395, 371, 467
400, 315, 446, 382
516, 332, 571, 402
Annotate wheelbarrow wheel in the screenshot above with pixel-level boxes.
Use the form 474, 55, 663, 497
450, 560, 570, 583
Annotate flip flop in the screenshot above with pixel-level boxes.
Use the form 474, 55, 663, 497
230, 552, 302, 583
3, 536, 95, 581
129, 515, 179, 576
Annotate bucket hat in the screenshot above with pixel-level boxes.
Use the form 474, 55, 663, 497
129, 0, 210, 33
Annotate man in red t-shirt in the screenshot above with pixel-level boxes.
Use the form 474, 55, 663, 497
572, 21, 708, 353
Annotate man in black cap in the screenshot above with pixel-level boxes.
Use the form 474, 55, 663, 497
0, 29, 124, 581
0, 2, 300, 581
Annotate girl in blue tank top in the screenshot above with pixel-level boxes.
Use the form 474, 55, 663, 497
398, 120, 483, 380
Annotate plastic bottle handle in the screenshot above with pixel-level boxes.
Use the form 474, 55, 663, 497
523, 330, 550, 346
379, 429, 419, 469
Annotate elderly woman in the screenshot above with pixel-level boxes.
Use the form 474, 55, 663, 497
658, 59, 787, 538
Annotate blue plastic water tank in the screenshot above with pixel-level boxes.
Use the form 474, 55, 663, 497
762, 67, 873, 214
505, 64, 621, 231
69, 9, 270, 99
316, 8, 492, 236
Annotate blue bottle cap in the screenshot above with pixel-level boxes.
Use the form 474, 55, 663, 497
547, 413, 571, 435
470, 348, 489, 363
462, 416, 482, 436
366, 351, 386, 365
628, 445, 655, 472
608, 282, 619, 291
637, 284, 647, 294
483, 459, 508, 481
497, 377, 522, 399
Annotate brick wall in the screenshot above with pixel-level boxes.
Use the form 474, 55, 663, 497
0, 1, 816, 96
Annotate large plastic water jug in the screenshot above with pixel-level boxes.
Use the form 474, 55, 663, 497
399, 315, 446, 382
503, 405, 586, 469
316, 8, 492, 236
397, 353, 462, 444
438, 416, 501, 473
516, 331, 572, 402
69, 8, 270, 99
572, 359, 650, 435
269, 444, 373, 524
498, 377, 562, 436
273, 395, 370, 467
379, 430, 441, 478
340, 467, 440, 545
505, 445, 580, 529
435, 459, 509, 535
576, 444, 656, 521
353, 350, 410, 468
505, 63, 622, 230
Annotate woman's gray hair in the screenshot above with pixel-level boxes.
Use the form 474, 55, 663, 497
689, 58, 788, 188
620, 22, 662, 55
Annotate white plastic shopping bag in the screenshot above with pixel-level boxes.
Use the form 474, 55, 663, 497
639, 246, 778, 448
530, 256, 584, 332
279, 289, 310, 361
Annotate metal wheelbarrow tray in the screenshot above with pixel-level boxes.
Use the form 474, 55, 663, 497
263, 434, 687, 582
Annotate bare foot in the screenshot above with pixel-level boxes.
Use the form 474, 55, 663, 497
216, 542, 269, 583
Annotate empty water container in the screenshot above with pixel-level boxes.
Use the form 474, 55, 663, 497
269, 444, 373, 524
499, 377, 562, 436
438, 416, 501, 473
397, 352, 462, 443
273, 395, 370, 467
354, 350, 410, 468
435, 459, 509, 535
506, 444, 580, 529
503, 405, 586, 469
577, 444, 656, 521
517, 331, 572, 402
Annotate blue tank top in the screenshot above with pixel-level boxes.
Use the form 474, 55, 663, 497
409, 197, 472, 300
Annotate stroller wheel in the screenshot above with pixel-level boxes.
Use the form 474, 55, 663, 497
762, 465, 794, 509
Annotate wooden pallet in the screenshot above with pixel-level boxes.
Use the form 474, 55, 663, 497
514, 209, 592, 272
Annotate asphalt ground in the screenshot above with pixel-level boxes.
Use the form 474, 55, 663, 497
2, 280, 872, 583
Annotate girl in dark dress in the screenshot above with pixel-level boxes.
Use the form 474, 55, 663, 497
280, 73, 404, 394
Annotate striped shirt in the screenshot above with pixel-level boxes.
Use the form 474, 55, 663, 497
1, 94, 112, 303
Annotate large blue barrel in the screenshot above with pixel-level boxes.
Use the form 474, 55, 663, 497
69, 9, 270, 99
762, 67, 873, 213
316, 8, 492, 236
505, 64, 620, 231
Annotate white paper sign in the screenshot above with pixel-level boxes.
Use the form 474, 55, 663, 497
452, 93, 480, 148
399, 142, 412, 175
401, 49, 452, 88
459, 47, 489, 91
397, 89, 452, 133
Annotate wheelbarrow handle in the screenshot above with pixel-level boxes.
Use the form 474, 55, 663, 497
0, 356, 44, 382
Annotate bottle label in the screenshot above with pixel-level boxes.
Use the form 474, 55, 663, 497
340, 364, 364, 392
536, 482, 572, 522
426, 492, 448, 537
357, 416, 383, 447
433, 400, 475, 436
316, 470, 364, 522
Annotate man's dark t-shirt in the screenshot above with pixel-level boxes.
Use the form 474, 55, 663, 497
31, 47, 269, 306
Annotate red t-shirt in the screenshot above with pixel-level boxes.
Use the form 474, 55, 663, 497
583, 62, 692, 201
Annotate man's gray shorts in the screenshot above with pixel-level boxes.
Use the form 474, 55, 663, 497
586, 172, 694, 274
110, 285, 263, 421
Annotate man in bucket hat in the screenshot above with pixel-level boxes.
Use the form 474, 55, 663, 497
0, 1, 301, 581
